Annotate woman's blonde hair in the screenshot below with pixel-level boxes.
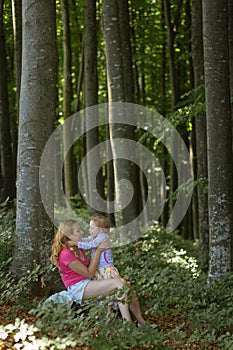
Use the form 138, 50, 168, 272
50, 219, 78, 265
90, 215, 110, 233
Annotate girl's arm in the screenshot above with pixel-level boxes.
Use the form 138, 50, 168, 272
78, 233, 107, 250
68, 239, 110, 278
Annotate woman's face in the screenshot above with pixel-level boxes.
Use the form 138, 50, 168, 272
68, 224, 83, 245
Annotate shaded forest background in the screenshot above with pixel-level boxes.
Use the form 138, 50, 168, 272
0, 0, 233, 349
0, 0, 232, 299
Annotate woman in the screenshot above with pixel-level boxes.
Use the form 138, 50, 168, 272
50, 219, 147, 324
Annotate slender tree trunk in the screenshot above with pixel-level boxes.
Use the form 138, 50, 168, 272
190, 126, 198, 241
191, 0, 209, 265
228, 0, 233, 264
84, 0, 97, 105
163, 0, 184, 233
11, 0, 22, 108
0, 0, 14, 202
163, 0, 182, 109
184, 0, 197, 240
117, 0, 134, 103
61, 0, 73, 200
106, 116, 115, 227
229, 0, 233, 114
102, 0, 139, 226
130, 5, 140, 104
11, 0, 57, 295
203, 0, 233, 282
117, 0, 140, 216
11, 0, 22, 182
75, 39, 84, 113
160, 1, 169, 227
84, 0, 104, 214
185, 0, 194, 90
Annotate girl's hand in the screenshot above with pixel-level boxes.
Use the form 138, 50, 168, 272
97, 238, 110, 252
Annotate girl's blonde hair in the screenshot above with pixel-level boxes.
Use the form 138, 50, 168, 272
50, 219, 78, 265
90, 215, 110, 233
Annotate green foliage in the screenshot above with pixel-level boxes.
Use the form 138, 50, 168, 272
167, 85, 205, 134
26, 293, 166, 349
0, 263, 51, 304
0, 206, 15, 266
0, 316, 78, 349
1, 213, 232, 349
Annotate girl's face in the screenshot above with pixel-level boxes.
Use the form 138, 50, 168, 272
68, 224, 83, 246
89, 220, 100, 237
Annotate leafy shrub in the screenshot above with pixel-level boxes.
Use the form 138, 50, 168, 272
0, 205, 15, 265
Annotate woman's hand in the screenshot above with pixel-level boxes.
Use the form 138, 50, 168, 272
97, 238, 110, 252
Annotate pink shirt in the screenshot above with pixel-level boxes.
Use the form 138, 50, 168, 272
58, 247, 89, 288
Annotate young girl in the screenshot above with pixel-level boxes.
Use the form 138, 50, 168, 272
50, 219, 147, 324
77, 215, 120, 280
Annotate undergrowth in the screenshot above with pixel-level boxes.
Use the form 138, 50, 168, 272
0, 206, 233, 349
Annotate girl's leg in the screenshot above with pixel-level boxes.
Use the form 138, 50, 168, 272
83, 278, 132, 322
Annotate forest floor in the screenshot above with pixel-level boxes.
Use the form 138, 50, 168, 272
0, 301, 221, 350
1, 211, 231, 349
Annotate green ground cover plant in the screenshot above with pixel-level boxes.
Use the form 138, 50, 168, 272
0, 207, 232, 349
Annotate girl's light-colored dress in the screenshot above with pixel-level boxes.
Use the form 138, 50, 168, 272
94, 265, 120, 280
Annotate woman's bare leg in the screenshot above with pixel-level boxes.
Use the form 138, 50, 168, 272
83, 278, 132, 321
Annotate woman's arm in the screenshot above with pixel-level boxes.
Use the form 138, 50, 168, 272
68, 239, 110, 278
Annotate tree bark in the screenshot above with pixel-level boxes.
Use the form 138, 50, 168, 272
160, 1, 169, 227
61, 0, 73, 200
229, 0, 233, 114
191, 0, 209, 265
203, 0, 233, 282
117, 0, 140, 216
117, 0, 134, 103
11, 0, 22, 108
102, 0, 139, 226
11, 0, 22, 181
163, 0, 183, 109
84, 0, 104, 214
0, 0, 15, 202
163, 0, 184, 233
11, 0, 58, 295
228, 0, 233, 265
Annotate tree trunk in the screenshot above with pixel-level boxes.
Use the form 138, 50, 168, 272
106, 118, 115, 227
11, 0, 57, 295
191, 0, 209, 265
130, 5, 140, 103
117, 0, 140, 216
11, 0, 22, 182
0, 0, 15, 202
117, 0, 134, 103
203, 0, 233, 282
229, 0, 233, 114
84, 0, 104, 214
102, 0, 139, 226
74, 38, 84, 113
11, 0, 22, 109
163, 0, 182, 109
228, 0, 233, 264
160, 1, 169, 227
61, 0, 73, 200
163, 0, 184, 233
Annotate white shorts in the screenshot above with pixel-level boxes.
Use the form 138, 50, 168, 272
67, 279, 91, 305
